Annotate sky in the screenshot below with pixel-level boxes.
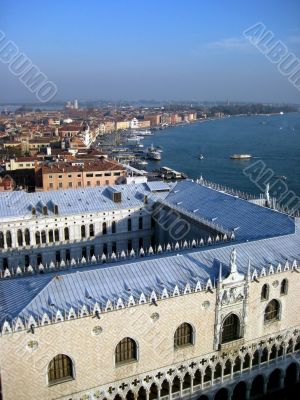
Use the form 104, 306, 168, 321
0, 0, 300, 104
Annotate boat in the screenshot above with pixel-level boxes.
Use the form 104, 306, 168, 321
275, 175, 287, 180
199, 154, 204, 160
147, 144, 161, 161
230, 154, 252, 160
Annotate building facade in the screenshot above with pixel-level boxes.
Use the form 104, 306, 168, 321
0, 180, 299, 400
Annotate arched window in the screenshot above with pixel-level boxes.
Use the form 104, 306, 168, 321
102, 222, 107, 235
261, 284, 269, 301
264, 299, 280, 323
48, 230, 54, 243
112, 220, 116, 234
35, 231, 41, 245
24, 229, 30, 245
0, 232, 4, 248
37, 253, 42, 266
41, 230, 46, 244
48, 354, 73, 385
89, 224, 94, 237
221, 314, 240, 343
64, 227, 69, 241
54, 229, 59, 242
174, 323, 193, 348
81, 225, 86, 239
17, 229, 23, 247
243, 353, 250, 369
6, 231, 12, 248
115, 337, 137, 365
280, 279, 288, 295
127, 218, 132, 232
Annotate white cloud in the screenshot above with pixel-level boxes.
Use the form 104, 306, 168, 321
206, 37, 252, 51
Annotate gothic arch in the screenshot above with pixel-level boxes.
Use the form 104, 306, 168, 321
221, 313, 241, 343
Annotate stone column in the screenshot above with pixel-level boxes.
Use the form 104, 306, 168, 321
190, 375, 194, 394
168, 383, 172, 400
263, 381, 267, 394
245, 387, 251, 400
179, 379, 183, 397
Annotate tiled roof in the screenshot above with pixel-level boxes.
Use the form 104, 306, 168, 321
0, 220, 299, 323
164, 181, 295, 241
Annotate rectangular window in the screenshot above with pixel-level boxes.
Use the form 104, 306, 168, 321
68, 182, 72, 187
49, 175, 53, 179
104, 172, 111, 176
95, 173, 102, 177
86, 173, 93, 177
78, 181, 82, 187
68, 174, 72, 178
114, 172, 121, 176
49, 183, 53, 189
128, 218, 132, 232
87, 181, 91, 186
58, 175, 62, 178
96, 181, 100, 186
77, 174, 81, 177
58, 182, 63, 188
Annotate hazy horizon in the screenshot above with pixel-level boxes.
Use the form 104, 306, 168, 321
0, 0, 300, 104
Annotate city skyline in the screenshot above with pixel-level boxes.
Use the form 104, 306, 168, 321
0, 0, 300, 103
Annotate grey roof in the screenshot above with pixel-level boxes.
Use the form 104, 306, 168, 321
164, 181, 295, 241
0, 182, 175, 219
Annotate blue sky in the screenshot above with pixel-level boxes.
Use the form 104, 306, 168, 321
0, 0, 300, 103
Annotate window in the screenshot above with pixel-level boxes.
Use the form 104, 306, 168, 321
138, 216, 143, 230
58, 182, 63, 188
68, 182, 72, 188
115, 338, 137, 365
77, 174, 81, 178
58, 175, 62, 179
105, 172, 111, 177
24, 229, 30, 245
17, 229, 23, 246
174, 323, 193, 348
49, 175, 53, 179
280, 279, 288, 295
48, 230, 54, 243
6, 231, 12, 248
95, 173, 102, 177
42, 206, 48, 215
112, 221, 116, 234
89, 224, 94, 237
82, 247, 87, 258
112, 241, 117, 253
64, 227, 70, 241
54, 229, 59, 242
41, 230, 46, 244
35, 231, 41, 245
49, 183, 53, 189
0, 232, 4, 248
65, 249, 71, 262
48, 354, 73, 385
68, 174, 72, 178
78, 181, 82, 187
81, 225, 86, 239
87, 181, 91, 186
114, 172, 121, 176
102, 222, 107, 235
264, 299, 280, 323
261, 284, 269, 301
139, 238, 143, 248
221, 314, 240, 343
86, 173, 93, 177
128, 218, 132, 232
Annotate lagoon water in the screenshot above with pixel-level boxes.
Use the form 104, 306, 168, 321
142, 113, 300, 199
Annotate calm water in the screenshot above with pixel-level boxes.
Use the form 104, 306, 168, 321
142, 113, 300, 199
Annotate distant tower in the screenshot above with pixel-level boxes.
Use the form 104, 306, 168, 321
74, 99, 78, 109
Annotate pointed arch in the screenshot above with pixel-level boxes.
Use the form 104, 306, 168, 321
233, 356, 241, 373
24, 228, 30, 245
243, 353, 251, 369
261, 347, 268, 363
204, 365, 212, 382
214, 363, 222, 380
17, 229, 23, 246
221, 313, 240, 343
252, 350, 260, 366
264, 299, 280, 323
280, 279, 288, 295
6, 231, 12, 248
174, 322, 194, 348
223, 359, 231, 376
261, 283, 269, 300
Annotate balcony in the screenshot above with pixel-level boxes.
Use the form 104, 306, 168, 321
220, 338, 245, 351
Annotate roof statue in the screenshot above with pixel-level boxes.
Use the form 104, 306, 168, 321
265, 183, 271, 207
